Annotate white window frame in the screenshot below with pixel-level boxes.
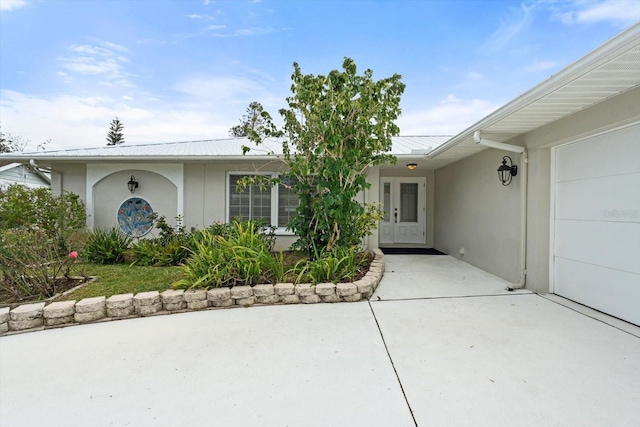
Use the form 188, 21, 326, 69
226, 172, 296, 235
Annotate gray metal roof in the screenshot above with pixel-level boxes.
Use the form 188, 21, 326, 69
0, 136, 451, 161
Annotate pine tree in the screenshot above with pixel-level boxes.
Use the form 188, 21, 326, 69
106, 117, 125, 146
229, 102, 268, 138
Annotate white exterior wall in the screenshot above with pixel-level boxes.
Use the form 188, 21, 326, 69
434, 86, 640, 293
434, 149, 522, 283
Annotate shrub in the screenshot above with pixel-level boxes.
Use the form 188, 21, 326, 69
0, 184, 86, 251
0, 228, 80, 301
84, 228, 132, 264
293, 246, 369, 284
173, 220, 278, 289
130, 237, 192, 267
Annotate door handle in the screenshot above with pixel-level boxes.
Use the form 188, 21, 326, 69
394, 212, 398, 223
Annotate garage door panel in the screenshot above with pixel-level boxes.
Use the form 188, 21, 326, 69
555, 173, 640, 222
555, 221, 640, 274
553, 124, 640, 325
555, 125, 640, 182
555, 257, 640, 325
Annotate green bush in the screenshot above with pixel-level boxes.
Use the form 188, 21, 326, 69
130, 237, 192, 267
0, 184, 86, 251
84, 228, 132, 264
293, 246, 368, 284
173, 220, 279, 289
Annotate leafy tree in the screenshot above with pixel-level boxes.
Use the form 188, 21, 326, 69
106, 117, 125, 146
0, 185, 86, 252
244, 58, 405, 256
229, 101, 269, 137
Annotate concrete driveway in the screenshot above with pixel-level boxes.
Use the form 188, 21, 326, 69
1, 255, 639, 426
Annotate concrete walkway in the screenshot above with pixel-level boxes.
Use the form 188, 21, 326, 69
1, 255, 639, 426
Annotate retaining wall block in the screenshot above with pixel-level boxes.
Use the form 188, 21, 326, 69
106, 294, 135, 317
133, 291, 161, 316
0, 322, 8, 334
355, 280, 373, 295
230, 286, 253, 299
315, 283, 336, 296
0, 307, 10, 324
321, 294, 342, 303
343, 293, 362, 302
336, 283, 357, 297
207, 288, 233, 307
73, 297, 106, 322
106, 294, 133, 309
161, 289, 184, 304
282, 295, 300, 304
300, 294, 321, 304
44, 301, 76, 326
253, 284, 274, 297
256, 295, 281, 304
10, 302, 45, 322
236, 296, 255, 306
184, 290, 208, 309
75, 297, 105, 314
133, 291, 160, 307
161, 290, 186, 311
274, 283, 295, 296
295, 284, 315, 297
183, 289, 207, 303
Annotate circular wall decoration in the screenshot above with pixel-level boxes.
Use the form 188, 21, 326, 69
117, 197, 154, 237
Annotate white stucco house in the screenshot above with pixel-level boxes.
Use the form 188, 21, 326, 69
1, 23, 638, 325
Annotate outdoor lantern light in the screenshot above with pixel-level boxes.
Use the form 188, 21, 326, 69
127, 175, 139, 193
406, 163, 417, 170
497, 156, 518, 186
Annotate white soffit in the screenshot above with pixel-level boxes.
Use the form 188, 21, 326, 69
428, 23, 640, 170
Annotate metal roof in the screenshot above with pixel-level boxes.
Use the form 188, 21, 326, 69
0, 136, 451, 162
428, 23, 640, 170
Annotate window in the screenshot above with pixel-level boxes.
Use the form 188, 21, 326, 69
228, 173, 299, 230
278, 177, 299, 227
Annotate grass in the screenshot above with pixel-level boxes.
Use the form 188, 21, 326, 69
61, 264, 183, 301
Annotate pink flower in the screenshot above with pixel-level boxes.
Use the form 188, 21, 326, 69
68, 251, 79, 259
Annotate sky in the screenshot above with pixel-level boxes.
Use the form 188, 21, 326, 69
0, 0, 638, 151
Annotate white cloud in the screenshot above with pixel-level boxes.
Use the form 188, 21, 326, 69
481, 2, 536, 53
398, 95, 502, 136
57, 41, 134, 88
556, 0, 640, 26
0, 0, 28, 11
0, 89, 234, 150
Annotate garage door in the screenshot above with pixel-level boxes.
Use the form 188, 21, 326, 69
552, 124, 640, 325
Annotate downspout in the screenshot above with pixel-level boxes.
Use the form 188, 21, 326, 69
473, 131, 528, 291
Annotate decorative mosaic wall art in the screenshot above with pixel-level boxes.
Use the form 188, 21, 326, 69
117, 197, 154, 237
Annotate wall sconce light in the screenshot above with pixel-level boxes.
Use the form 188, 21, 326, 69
406, 163, 417, 170
497, 156, 518, 186
127, 175, 139, 193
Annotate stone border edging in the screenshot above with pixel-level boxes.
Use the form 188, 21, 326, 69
0, 249, 385, 336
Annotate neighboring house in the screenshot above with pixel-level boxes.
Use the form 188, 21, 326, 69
0, 162, 51, 189
1, 23, 638, 325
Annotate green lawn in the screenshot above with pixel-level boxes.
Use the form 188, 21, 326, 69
62, 264, 183, 301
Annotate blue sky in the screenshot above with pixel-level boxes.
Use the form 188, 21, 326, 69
1, 0, 638, 151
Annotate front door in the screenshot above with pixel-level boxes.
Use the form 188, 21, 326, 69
379, 177, 426, 245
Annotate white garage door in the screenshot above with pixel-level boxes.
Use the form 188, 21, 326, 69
552, 124, 640, 325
